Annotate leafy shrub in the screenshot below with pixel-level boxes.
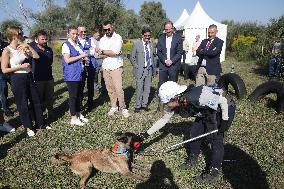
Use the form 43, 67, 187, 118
122, 39, 133, 55
231, 35, 257, 61
52, 41, 63, 57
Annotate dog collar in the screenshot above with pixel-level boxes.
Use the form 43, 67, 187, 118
112, 144, 128, 154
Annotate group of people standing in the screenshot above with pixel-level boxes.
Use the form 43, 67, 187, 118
130, 22, 224, 112
131, 21, 235, 183
0, 19, 234, 184
0, 26, 52, 136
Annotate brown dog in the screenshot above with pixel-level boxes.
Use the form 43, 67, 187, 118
51, 132, 147, 189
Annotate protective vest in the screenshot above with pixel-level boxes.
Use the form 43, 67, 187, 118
77, 37, 97, 68
62, 40, 83, 81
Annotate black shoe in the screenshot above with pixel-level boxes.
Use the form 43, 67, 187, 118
134, 108, 141, 113
194, 167, 220, 183
141, 106, 150, 111
180, 156, 198, 169
4, 110, 14, 117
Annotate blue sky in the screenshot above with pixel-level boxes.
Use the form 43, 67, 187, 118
0, 0, 283, 26
123, 0, 284, 24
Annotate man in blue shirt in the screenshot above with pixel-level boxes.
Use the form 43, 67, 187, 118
30, 30, 54, 120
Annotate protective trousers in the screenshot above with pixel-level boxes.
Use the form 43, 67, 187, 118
187, 104, 236, 169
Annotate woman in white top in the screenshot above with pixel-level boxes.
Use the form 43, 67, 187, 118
1, 26, 49, 137
61, 26, 89, 126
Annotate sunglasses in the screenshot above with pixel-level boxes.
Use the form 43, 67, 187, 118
143, 35, 151, 37
103, 28, 111, 32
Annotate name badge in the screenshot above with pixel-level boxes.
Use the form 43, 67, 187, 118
201, 59, 207, 66
207, 99, 217, 110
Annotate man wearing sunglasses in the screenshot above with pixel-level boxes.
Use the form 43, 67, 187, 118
97, 21, 130, 118
130, 28, 156, 113
77, 26, 97, 111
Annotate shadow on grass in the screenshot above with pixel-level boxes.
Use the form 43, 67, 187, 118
137, 121, 193, 154
48, 100, 69, 124
53, 86, 68, 98
54, 79, 64, 86
0, 186, 11, 189
0, 132, 26, 160
93, 91, 109, 109
222, 144, 269, 189
124, 86, 135, 108
251, 64, 268, 77
135, 160, 179, 189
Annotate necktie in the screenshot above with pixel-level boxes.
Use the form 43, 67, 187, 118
145, 42, 150, 67
205, 39, 212, 50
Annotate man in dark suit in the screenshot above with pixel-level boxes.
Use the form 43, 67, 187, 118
156, 21, 183, 88
130, 28, 155, 112
195, 24, 224, 86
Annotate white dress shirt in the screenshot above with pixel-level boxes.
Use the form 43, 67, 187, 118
143, 40, 151, 67
99, 32, 123, 70
166, 35, 173, 60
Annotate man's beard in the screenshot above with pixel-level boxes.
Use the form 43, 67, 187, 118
106, 32, 113, 37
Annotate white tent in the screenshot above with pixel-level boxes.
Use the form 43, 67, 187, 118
175, 1, 227, 64
174, 9, 190, 31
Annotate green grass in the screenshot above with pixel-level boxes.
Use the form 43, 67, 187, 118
0, 57, 283, 189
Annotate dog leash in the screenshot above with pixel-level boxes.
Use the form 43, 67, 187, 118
138, 129, 219, 156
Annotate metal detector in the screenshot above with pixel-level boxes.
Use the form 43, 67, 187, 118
140, 129, 219, 156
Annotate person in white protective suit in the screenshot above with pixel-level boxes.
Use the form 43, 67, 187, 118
138, 81, 236, 183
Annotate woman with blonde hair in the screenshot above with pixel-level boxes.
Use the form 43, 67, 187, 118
1, 26, 49, 137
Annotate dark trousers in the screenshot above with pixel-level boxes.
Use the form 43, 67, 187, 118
182, 50, 186, 64
66, 81, 82, 116
10, 73, 45, 129
79, 66, 95, 108
95, 59, 106, 93
0, 73, 10, 113
188, 104, 236, 169
268, 57, 281, 76
158, 66, 180, 89
35, 79, 54, 113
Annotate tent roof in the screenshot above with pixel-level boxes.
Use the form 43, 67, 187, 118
176, 1, 226, 29
173, 9, 190, 29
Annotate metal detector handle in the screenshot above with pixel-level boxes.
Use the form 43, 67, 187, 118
164, 129, 219, 152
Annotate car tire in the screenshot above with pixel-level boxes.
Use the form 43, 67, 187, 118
184, 64, 197, 81
248, 81, 284, 112
218, 73, 247, 99
277, 94, 284, 113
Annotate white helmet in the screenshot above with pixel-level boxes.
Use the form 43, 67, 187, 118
159, 81, 187, 104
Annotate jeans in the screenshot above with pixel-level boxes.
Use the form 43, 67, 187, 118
0, 73, 10, 113
268, 57, 280, 76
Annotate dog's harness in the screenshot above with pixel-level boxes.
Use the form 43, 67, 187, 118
112, 144, 129, 155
